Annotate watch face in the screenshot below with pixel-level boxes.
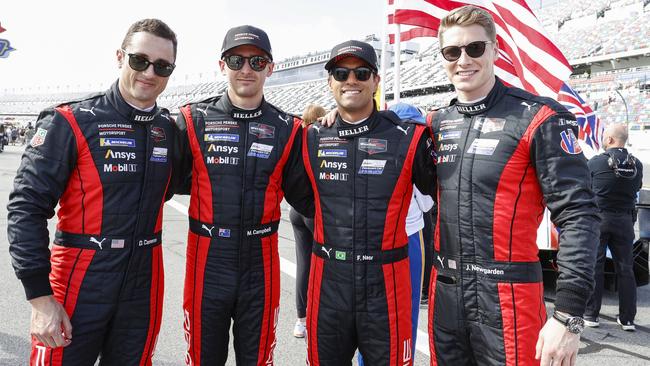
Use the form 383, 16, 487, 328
567, 317, 585, 334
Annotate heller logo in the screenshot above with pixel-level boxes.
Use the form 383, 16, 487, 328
133, 114, 155, 122
338, 124, 369, 138
456, 103, 486, 114
233, 110, 262, 119
105, 149, 136, 161
104, 163, 137, 172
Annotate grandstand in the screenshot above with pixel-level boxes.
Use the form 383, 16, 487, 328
1, 0, 649, 126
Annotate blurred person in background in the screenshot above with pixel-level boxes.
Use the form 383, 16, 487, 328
7, 18, 178, 365
291, 103, 325, 338
584, 123, 643, 331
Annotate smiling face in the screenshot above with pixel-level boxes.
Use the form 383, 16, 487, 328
328, 56, 379, 122
117, 31, 175, 109
440, 24, 498, 102
219, 45, 274, 108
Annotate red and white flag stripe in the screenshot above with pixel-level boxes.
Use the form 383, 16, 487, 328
388, 0, 437, 44
390, 0, 574, 98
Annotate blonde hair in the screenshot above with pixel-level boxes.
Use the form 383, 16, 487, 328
302, 104, 326, 127
438, 6, 496, 46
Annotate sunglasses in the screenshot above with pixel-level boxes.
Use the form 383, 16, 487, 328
223, 55, 271, 72
440, 41, 494, 62
330, 67, 374, 82
122, 50, 175, 77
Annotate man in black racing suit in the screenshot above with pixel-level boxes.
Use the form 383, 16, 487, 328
7, 19, 179, 366
303, 40, 436, 366
427, 6, 599, 366
174, 25, 313, 366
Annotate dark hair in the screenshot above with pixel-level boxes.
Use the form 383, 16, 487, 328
121, 19, 178, 59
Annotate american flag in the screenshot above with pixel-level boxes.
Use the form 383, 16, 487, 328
387, 0, 437, 44
389, 0, 602, 149
558, 83, 603, 150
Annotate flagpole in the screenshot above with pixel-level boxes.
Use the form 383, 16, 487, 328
394, 24, 401, 103
380, 0, 389, 110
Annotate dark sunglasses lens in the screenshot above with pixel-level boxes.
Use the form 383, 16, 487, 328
332, 68, 350, 82
354, 68, 372, 81
441, 46, 462, 61
128, 54, 150, 71
249, 56, 269, 71
225, 55, 244, 70
465, 42, 487, 58
153, 62, 175, 77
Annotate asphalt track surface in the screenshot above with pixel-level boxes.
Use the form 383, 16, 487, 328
1, 143, 649, 365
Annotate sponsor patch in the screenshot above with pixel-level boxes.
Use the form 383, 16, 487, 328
318, 136, 348, 147
249, 123, 275, 138
103, 163, 137, 172
438, 142, 458, 152
30, 128, 48, 147
318, 149, 347, 158
436, 154, 457, 164
319, 171, 349, 181
438, 130, 462, 141
466, 138, 499, 156
558, 118, 578, 127
98, 123, 133, 136
473, 117, 506, 133
559, 129, 583, 155
100, 138, 136, 148
247, 142, 274, 159
205, 120, 238, 132
439, 118, 464, 130
151, 126, 166, 142
218, 228, 231, 238
105, 149, 136, 161
320, 160, 347, 170
358, 138, 387, 155
358, 159, 387, 175
151, 147, 168, 163
206, 156, 240, 165
205, 133, 240, 142
111, 239, 125, 249
338, 124, 369, 138
335, 251, 347, 260
207, 144, 238, 154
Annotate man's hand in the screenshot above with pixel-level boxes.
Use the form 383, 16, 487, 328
535, 316, 580, 366
318, 109, 338, 127
29, 295, 72, 348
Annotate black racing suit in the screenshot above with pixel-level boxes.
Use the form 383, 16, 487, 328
426, 78, 599, 365
302, 110, 435, 366
175, 93, 312, 366
7, 81, 176, 365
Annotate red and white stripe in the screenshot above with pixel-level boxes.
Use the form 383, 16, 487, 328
388, 0, 437, 44
390, 0, 574, 98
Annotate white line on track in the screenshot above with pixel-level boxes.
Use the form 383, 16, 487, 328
165, 199, 430, 356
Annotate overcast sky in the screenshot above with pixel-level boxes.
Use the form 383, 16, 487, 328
1, 1, 385, 93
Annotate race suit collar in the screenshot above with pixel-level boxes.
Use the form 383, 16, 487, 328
335, 108, 381, 139
108, 80, 160, 124
219, 92, 266, 120
452, 77, 506, 116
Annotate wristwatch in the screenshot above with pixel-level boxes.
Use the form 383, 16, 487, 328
553, 311, 585, 334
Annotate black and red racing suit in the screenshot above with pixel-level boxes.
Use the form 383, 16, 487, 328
7, 81, 176, 365
176, 93, 312, 366
302, 110, 435, 366
426, 78, 599, 365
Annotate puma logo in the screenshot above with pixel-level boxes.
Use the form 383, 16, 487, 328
312, 125, 321, 133
321, 246, 332, 259
202, 224, 215, 236
396, 125, 410, 135
436, 255, 445, 269
521, 102, 535, 111
80, 107, 96, 116
279, 114, 291, 124
89, 237, 106, 250
196, 107, 208, 116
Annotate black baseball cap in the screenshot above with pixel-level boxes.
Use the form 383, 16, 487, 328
324, 40, 378, 72
221, 25, 273, 60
